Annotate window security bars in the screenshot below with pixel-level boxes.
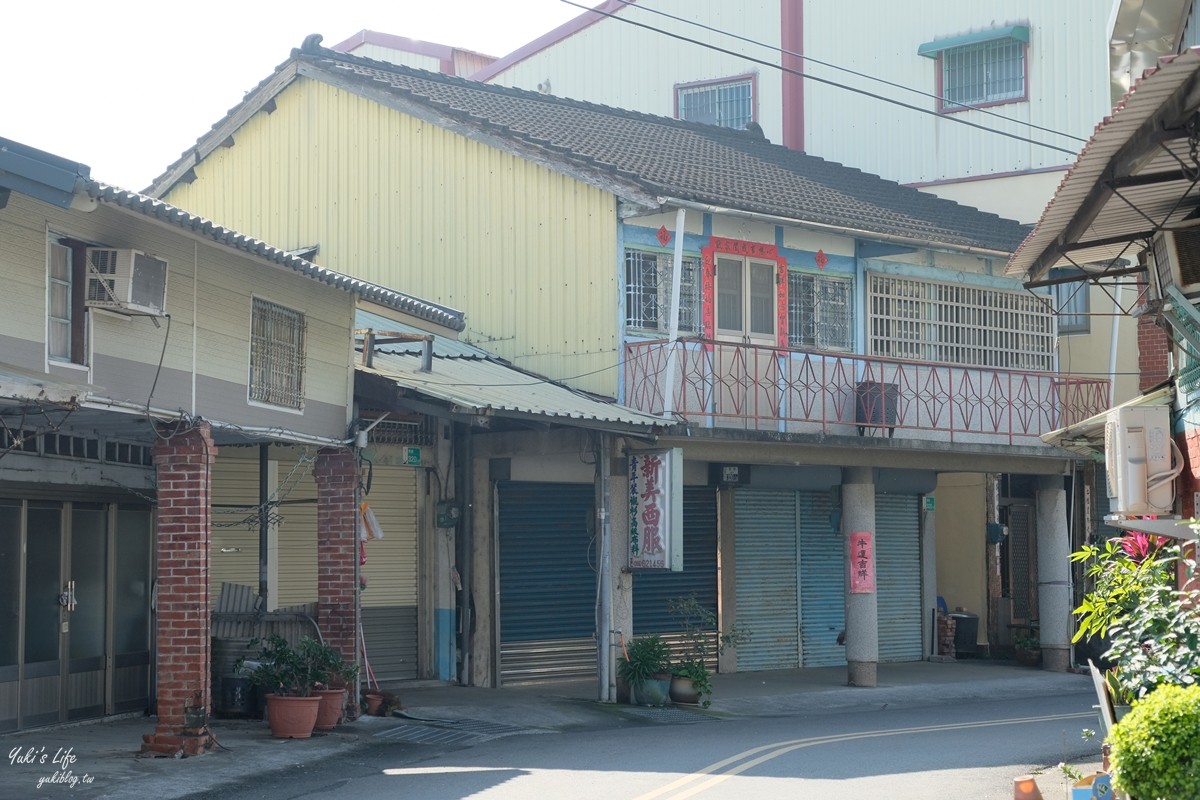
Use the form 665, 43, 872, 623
677, 79, 754, 129
942, 38, 1025, 107
250, 298, 306, 409
625, 250, 701, 334
788, 272, 853, 351
868, 274, 1053, 371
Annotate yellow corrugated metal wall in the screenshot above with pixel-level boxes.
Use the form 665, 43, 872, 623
165, 79, 621, 396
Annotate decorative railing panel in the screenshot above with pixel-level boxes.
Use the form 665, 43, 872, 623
624, 339, 1109, 445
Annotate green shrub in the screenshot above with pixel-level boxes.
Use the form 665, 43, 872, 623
1110, 683, 1200, 800
617, 635, 671, 686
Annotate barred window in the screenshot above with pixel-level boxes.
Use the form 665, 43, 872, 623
677, 77, 754, 129
625, 250, 701, 334
868, 273, 1053, 371
249, 298, 306, 409
941, 37, 1026, 108
788, 272, 853, 351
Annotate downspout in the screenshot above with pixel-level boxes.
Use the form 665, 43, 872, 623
662, 208, 686, 417
455, 422, 474, 685
259, 443, 270, 610
597, 432, 614, 702
1108, 281, 1122, 407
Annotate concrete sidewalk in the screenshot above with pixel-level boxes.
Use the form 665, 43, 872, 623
0, 660, 1095, 799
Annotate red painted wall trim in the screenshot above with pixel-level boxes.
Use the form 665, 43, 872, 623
781, 0, 804, 151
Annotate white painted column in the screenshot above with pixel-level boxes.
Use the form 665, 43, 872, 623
1036, 475, 1072, 672
920, 493, 937, 659
843, 467, 878, 687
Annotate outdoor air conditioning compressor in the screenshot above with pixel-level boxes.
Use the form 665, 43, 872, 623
1104, 405, 1176, 516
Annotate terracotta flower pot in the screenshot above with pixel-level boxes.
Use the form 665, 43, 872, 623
265, 694, 321, 739
364, 692, 384, 716
314, 688, 347, 730
669, 675, 701, 705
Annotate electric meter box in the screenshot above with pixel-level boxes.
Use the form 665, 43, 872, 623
1104, 405, 1173, 515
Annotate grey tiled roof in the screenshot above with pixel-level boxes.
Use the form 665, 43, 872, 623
303, 40, 1029, 254
150, 36, 1030, 256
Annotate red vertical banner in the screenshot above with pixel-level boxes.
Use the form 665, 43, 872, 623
849, 531, 876, 594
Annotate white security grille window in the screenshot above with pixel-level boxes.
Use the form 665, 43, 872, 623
942, 37, 1025, 107
868, 273, 1053, 370
625, 250, 701, 334
249, 298, 306, 409
677, 79, 754, 129
788, 272, 853, 351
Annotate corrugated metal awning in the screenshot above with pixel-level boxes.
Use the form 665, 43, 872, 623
1039, 385, 1174, 456
0, 362, 89, 406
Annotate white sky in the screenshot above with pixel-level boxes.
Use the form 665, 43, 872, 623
3, 0, 585, 190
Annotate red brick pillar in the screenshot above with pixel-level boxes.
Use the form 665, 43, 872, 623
142, 422, 217, 757
1138, 314, 1171, 392
314, 448, 359, 664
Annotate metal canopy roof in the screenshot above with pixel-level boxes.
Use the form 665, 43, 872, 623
1007, 48, 1200, 284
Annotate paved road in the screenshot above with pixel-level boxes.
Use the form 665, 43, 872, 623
182, 690, 1101, 800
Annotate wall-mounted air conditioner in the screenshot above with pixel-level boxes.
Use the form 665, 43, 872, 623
1104, 405, 1175, 516
85, 248, 168, 316
1149, 226, 1200, 305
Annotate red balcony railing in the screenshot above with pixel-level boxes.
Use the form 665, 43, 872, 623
624, 339, 1109, 445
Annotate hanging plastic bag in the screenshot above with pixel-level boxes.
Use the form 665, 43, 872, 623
359, 500, 384, 541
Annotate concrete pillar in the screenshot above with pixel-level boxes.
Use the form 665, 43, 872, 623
314, 448, 359, 665
843, 467, 878, 687
1036, 475, 1071, 672
142, 422, 216, 757
609, 454, 632, 702
920, 493, 937, 660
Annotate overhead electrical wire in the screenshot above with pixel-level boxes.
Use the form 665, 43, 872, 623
608, 0, 1087, 145
557, 0, 1079, 156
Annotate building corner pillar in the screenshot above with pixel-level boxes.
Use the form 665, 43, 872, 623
843, 467, 878, 687
314, 448, 360, 666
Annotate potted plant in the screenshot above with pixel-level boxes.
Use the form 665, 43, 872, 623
1109, 683, 1200, 800
1104, 667, 1138, 721
617, 634, 672, 706
308, 640, 356, 730
1013, 634, 1041, 667
240, 634, 328, 738
666, 594, 751, 708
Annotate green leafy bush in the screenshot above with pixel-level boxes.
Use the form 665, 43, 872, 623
617, 635, 671, 686
1110, 683, 1200, 800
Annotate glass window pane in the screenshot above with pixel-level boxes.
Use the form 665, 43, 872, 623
749, 262, 775, 336
114, 507, 151, 655
70, 506, 107, 661
49, 243, 71, 281
716, 258, 742, 331
48, 321, 70, 360
0, 503, 20, 668
25, 505, 61, 664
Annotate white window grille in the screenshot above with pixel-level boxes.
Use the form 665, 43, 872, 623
625, 249, 701, 334
677, 78, 754, 129
788, 272, 853, 351
941, 37, 1025, 108
249, 298, 306, 409
868, 273, 1053, 371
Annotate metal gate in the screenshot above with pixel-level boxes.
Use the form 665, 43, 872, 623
798, 491, 846, 667
633, 487, 718, 632
497, 482, 596, 684
875, 493, 922, 661
734, 490, 800, 670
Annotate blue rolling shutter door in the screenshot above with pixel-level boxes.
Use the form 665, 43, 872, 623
734, 490, 800, 671
633, 487, 718, 632
798, 490, 846, 667
875, 493, 923, 661
497, 482, 596, 683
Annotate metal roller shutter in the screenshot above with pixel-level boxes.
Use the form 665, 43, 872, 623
734, 489, 800, 671
498, 482, 596, 684
798, 490, 846, 667
633, 487, 718, 633
360, 465, 419, 681
875, 493, 922, 662
209, 454, 264, 607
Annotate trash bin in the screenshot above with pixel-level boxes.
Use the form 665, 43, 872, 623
949, 612, 979, 657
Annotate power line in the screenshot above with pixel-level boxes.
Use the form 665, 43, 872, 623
558, 0, 1079, 156
610, 0, 1087, 145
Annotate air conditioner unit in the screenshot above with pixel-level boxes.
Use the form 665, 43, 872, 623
84, 248, 168, 316
1104, 405, 1173, 516
1149, 226, 1200, 304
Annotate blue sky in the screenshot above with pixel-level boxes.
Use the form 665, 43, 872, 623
4, 0, 583, 189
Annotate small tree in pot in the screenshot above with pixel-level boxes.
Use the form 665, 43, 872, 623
667, 594, 751, 708
240, 635, 329, 738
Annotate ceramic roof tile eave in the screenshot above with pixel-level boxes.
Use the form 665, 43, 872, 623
88, 183, 465, 331
296, 46, 1028, 255
1007, 48, 1200, 279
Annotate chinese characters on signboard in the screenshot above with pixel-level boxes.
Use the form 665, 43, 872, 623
849, 531, 875, 593
628, 448, 683, 571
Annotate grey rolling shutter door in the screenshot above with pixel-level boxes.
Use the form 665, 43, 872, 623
734, 490, 799, 671
875, 493, 922, 662
498, 482, 596, 683
360, 466, 419, 681
633, 487, 718, 632
798, 490, 846, 667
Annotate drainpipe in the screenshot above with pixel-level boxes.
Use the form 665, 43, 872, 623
1108, 282, 1122, 407
259, 443, 270, 610
455, 422, 474, 685
661, 208, 686, 417
597, 433, 614, 702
